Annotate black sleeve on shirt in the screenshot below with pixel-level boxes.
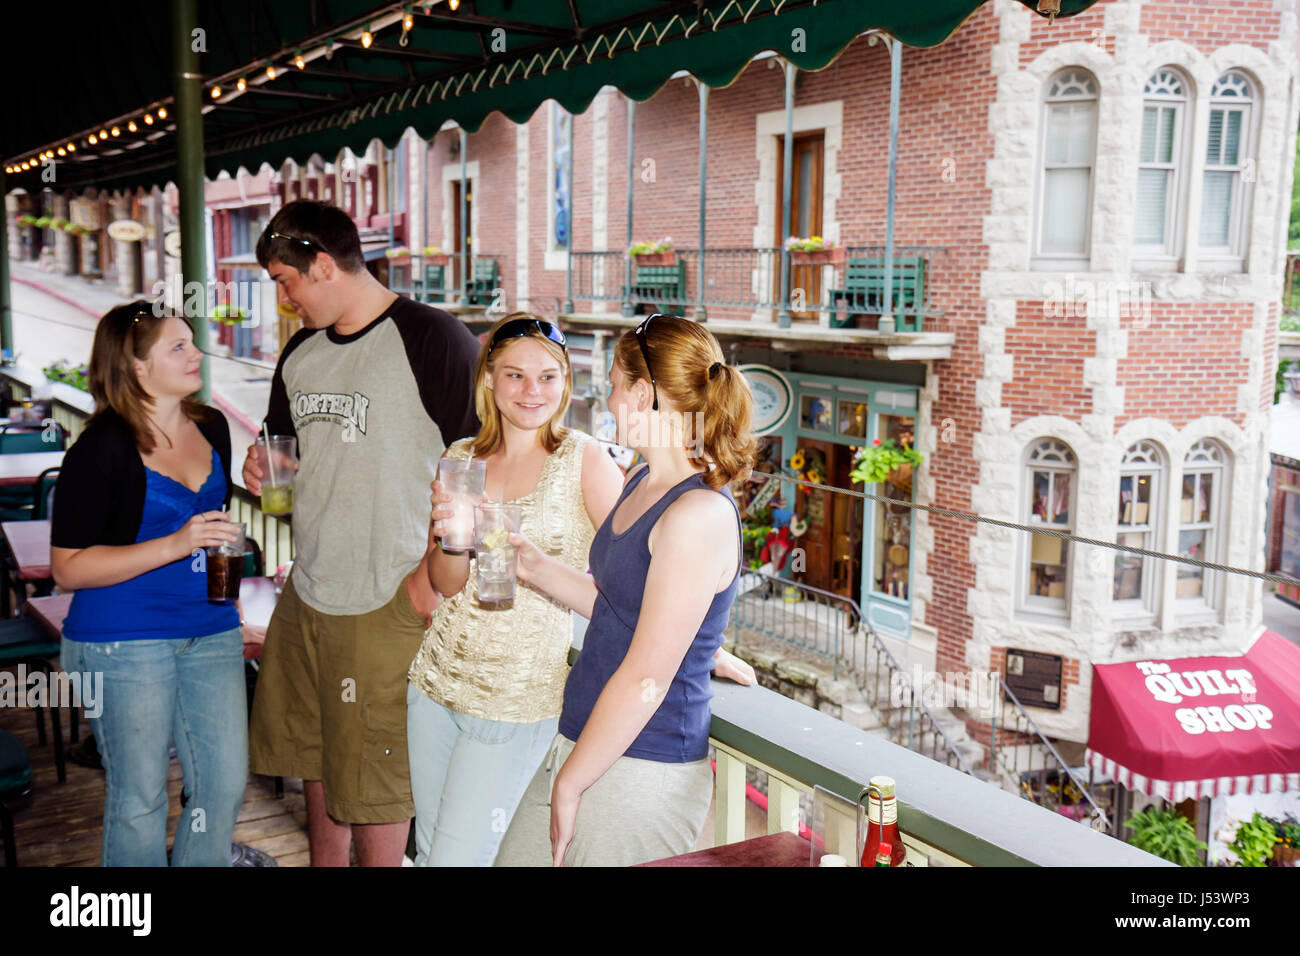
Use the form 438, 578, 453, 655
51, 417, 123, 550
197, 410, 234, 509
392, 300, 482, 443
265, 327, 316, 443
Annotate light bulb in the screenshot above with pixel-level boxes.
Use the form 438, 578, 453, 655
111, 126, 120, 137
157, 107, 167, 119
237, 77, 246, 92
89, 135, 97, 145
449, 0, 460, 10
212, 85, 222, 98
361, 28, 373, 48
403, 12, 414, 31
100, 130, 108, 139
67, 143, 75, 152
266, 64, 276, 80
144, 113, 154, 124
57, 147, 66, 156
295, 53, 305, 70
128, 120, 138, 132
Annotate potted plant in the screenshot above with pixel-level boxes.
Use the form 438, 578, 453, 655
212, 303, 249, 326
422, 245, 449, 265
1124, 806, 1206, 867
33, 216, 53, 229
785, 235, 844, 266
1271, 816, 1299, 864
16, 213, 37, 227
49, 217, 70, 231
43, 360, 90, 393
1225, 811, 1277, 867
627, 236, 674, 265
384, 246, 411, 264
850, 438, 924, 490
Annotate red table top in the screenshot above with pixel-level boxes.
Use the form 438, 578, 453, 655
637, 831, 813, 867
0, 451, 65, 487
2, 519, 51, 580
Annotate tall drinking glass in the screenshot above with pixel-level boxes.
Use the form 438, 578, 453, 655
256, 435, 298, 515
474, 502, 521, 606
439, 458, 487, 552
207, 521, 247, 604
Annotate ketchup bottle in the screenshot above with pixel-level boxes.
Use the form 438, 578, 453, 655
861, 775, 907, 867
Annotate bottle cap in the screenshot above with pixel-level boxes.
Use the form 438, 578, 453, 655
877, 842, 893, 856
868, 775, 896, 800
818, 854, 847, 867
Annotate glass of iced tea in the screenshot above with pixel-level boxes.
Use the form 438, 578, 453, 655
256, 435, 297, 515
207, 521, 247, 604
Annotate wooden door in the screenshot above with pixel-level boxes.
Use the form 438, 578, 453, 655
795, 438, 836, 593
774, 133, 824, 320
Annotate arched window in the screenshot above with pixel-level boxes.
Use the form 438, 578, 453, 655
1039, 69, 1099, 258
1177, 438, 1229, 607
1135, 69, 1189, 255
1114, 441, 1164, 609
1199, 71, 1255, 257
1024, 438, 1077, 611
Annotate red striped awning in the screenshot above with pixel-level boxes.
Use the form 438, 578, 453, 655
1085, 630, 1300, 801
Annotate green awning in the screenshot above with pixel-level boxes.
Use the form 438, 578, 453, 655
3, 0, 1100, 192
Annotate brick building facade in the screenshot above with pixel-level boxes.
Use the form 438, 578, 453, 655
265, 0, 1298, 751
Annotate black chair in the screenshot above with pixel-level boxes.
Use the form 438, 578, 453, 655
0, 729, 33, 867
32, 467, 57, 521
0, 421, 67, 455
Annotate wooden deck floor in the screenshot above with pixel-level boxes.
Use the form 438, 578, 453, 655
0, 700, 311, 867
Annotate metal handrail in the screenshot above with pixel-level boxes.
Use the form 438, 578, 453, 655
731, 567, 972, 774
990, 675, 1109, 831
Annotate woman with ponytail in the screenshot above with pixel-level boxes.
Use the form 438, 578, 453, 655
495, 313, 757, 867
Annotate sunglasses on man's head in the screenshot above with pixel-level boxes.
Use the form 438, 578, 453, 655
633, 312, 674, 411
488, 317, 567, 354
268, 230, 323, 253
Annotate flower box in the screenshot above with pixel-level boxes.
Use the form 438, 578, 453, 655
422, 253, 450, 265
790, 247, 845, 267
632, 251, 676, 266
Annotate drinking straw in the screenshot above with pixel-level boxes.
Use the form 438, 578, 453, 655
261, 419, 279, 489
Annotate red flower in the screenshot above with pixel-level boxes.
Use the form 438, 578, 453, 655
873, 438, 882, 445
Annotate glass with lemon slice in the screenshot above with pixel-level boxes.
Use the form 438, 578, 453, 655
474, 502, 522, 606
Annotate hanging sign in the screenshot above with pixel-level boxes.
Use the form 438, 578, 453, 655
107, 219, 145, 242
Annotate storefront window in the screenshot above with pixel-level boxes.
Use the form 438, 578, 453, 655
1024, 438, 1076, 606
1281, 491, 1300, 579
800, 392, 833, 432
838, 399, 867, 439
872, 414, 915, 599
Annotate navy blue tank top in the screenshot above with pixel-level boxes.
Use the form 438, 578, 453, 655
559, 466, 741, 762
64, 448, 240, 643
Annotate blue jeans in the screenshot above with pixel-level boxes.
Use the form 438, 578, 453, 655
61, 628, 247, 867
406, 684, 558, 866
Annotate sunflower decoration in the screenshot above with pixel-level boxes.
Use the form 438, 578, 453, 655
789, 449, 806, 472
806, 466, 825, 486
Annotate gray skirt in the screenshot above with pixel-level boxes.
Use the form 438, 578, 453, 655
494, 733, 713, 867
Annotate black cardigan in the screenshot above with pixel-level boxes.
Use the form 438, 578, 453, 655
51, 407, 233, 550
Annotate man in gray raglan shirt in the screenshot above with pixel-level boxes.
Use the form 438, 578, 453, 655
243, 201, 479, 867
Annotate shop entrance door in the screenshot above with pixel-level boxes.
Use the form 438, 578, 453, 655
773, 132, 825, 320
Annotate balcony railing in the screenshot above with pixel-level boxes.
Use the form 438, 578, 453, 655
569, 245, 946, 329
706, 674, 1164, 865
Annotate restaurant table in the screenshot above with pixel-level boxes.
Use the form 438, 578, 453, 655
3, 519, 52, 581
637, 831, 814, 867
0, 450, 65, 487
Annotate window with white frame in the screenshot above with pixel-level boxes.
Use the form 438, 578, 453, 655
1199, 72, 1254, 256
1176, 438, 1228, 607
1134, 70, 1188, 254
1114, 441, 1163, 609
1024, 438, 1076, 610
1038, 69, 1099, 258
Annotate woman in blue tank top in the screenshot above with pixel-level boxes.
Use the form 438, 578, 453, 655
51, 302, 249, 867
495, 314, 757, 866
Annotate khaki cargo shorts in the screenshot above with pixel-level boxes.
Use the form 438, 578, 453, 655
248, 572, 427, 824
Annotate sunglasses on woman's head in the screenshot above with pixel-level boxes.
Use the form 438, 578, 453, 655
488, 318, 567, 354
633, 312, 674, 411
